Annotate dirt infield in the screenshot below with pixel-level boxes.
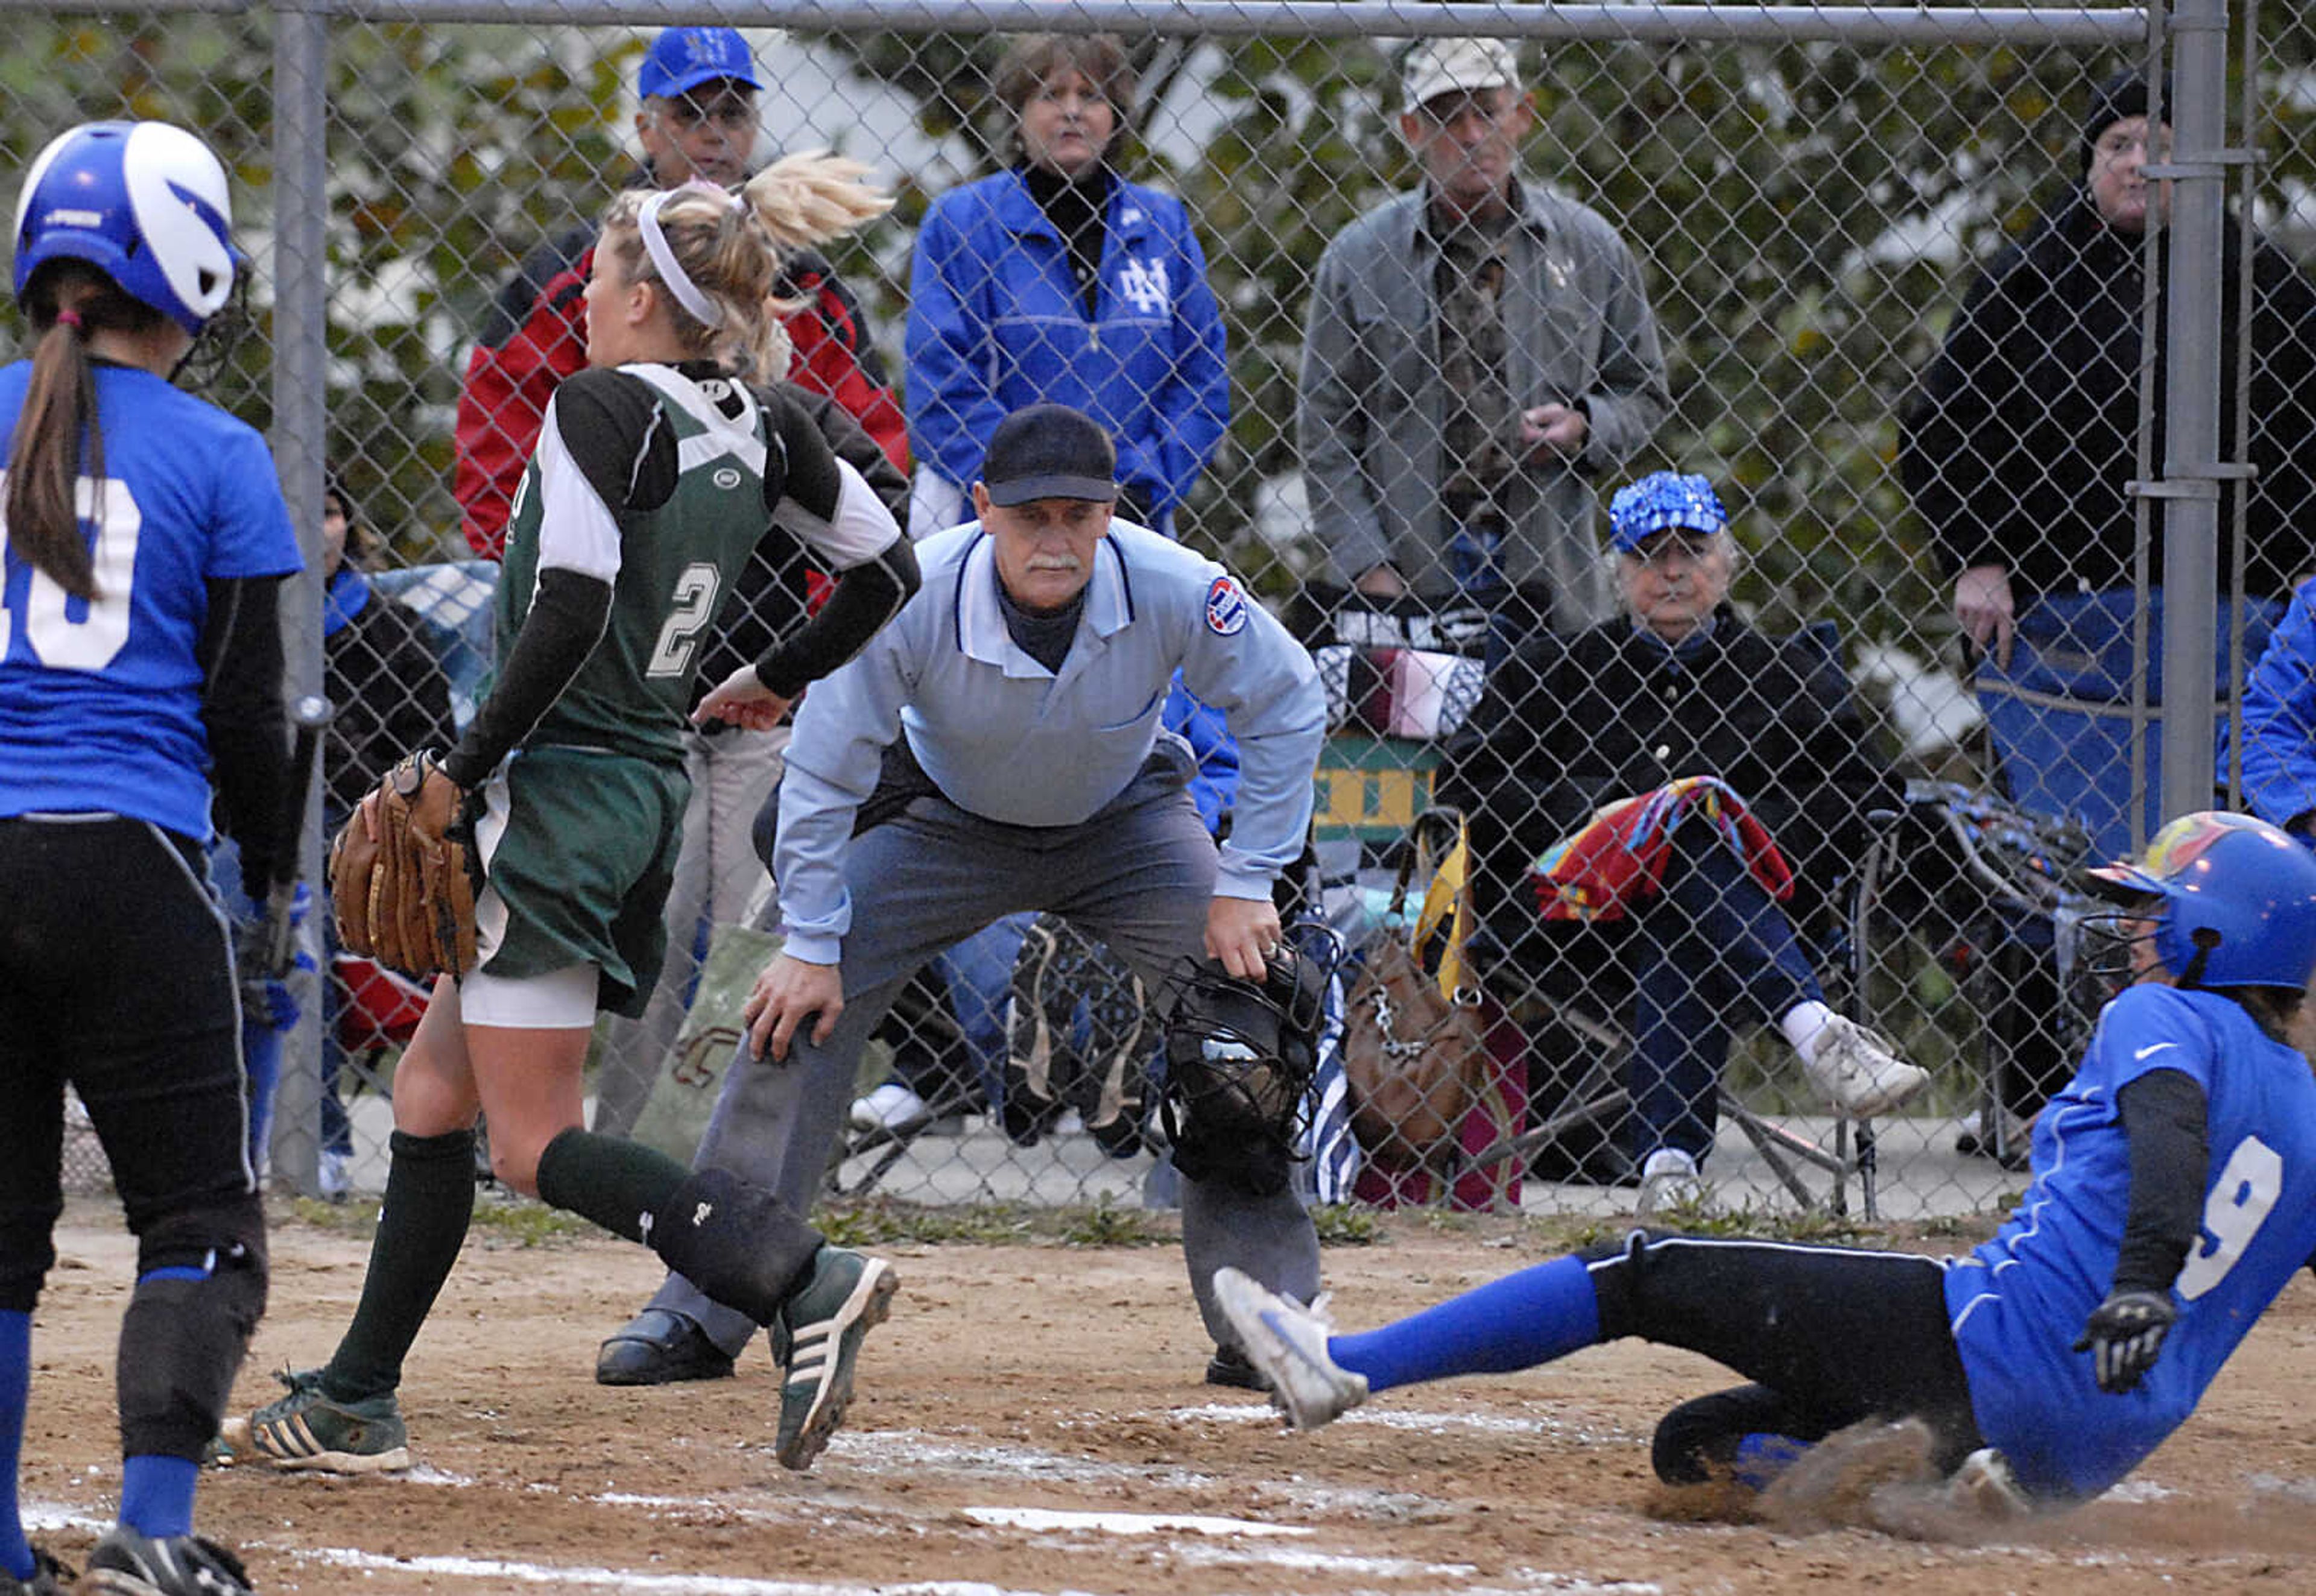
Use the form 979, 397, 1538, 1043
17, 1197, 2316, 1594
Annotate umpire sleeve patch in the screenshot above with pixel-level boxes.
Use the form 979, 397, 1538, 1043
1205, 576, 1248, 636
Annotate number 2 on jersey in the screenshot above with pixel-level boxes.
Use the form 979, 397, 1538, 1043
646, 562, 721, 678
0, 474, 142, 669
2175, 1134, 2282, 1300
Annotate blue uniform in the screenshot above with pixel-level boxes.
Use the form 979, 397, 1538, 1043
903, 171, 1230, 524
0, 362, 300, 830
1945, 982, 2316, 1497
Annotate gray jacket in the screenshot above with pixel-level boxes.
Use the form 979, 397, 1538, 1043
1298, 181, 1669, 632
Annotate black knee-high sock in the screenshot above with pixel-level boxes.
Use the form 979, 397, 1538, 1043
321, 1128, 476, 1402
536, 1129, 822, 1325
534, 1126, 687, 1243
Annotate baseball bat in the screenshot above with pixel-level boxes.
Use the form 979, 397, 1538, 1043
261, 693, 334, 978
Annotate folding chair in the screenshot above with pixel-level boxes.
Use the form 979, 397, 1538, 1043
1458, 807, 1909, 1219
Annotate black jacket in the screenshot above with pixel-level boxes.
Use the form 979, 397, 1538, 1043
323, 575, 457, 819
1435, 609, 1903, 961
1900, 185, 2316, 605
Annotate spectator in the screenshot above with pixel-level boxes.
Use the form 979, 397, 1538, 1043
903, 32, 1229, 538
317, 477, 457, 1193
454, 24, 905, 558
1900, 68, 2316, 856
1434, 472, 1921, 1213
2227, 577, 2316, 843
1301, 37, 1669, 667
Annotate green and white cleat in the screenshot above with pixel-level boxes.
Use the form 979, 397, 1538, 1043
217, 1366, 411, 1474
771, 1247, 897, 1471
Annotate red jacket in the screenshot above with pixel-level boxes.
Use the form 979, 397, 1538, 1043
452, 219, 907, 558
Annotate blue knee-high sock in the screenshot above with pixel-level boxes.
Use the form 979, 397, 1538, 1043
1329, 1254, 1603, 1394
2, 1308, 34, 1580
119, 1454, 196, 1542
118, 1265, 201, 1542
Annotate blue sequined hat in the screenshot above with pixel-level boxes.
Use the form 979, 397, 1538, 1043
1609, 472, 1729, 553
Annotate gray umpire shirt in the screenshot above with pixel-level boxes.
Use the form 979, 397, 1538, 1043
773, 517, 1326, 963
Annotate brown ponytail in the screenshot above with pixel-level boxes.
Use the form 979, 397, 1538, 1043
5, 263, 157, 601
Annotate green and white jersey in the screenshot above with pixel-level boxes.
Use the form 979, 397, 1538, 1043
492, 361, 840, 765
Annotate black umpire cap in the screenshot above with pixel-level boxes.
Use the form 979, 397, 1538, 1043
979, 403, 1118, 506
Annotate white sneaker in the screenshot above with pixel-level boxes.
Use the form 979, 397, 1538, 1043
1212, 1267, 1368, 1431
848, 1082, 928, 1132
1945, 1446, 2032, 1519
1635, 1147, 1706, 1218
1803, 1015, 1929, 1118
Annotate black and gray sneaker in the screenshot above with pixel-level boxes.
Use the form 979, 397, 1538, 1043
78, 1528, 252, 1595
0, 1547, 71, 1596
770, 1246, 897, 1471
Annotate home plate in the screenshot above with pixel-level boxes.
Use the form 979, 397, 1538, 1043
963, 1506, 1312, 1538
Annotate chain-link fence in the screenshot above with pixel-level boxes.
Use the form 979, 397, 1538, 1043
22, 2, 2316, 1220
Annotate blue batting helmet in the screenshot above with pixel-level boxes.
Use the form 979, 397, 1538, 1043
11, 121, 241, 335
1609, 472, 1729, 554
2087, 811, 2316, 989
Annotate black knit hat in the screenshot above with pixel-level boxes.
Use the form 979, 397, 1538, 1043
2082, 69, 2169, 175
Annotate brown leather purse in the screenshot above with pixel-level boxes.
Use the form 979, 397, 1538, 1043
1342, 809, 1489, 1170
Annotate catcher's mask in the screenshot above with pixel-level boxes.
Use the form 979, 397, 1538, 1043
1157, 942, 1332, 1196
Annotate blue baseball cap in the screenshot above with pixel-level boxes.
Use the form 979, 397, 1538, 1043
1608, 471, 1729, 554
639, 27, 764, 103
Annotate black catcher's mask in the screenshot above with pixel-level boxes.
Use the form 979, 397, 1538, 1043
1157, 942, 1333, 1196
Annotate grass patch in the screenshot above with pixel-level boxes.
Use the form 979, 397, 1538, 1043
1309, 1203, 1384, 1246
279, 1189, 597, 1248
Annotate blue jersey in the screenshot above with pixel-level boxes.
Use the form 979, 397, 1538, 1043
0, 361, 300, 839
1944, 982, 2316, 1498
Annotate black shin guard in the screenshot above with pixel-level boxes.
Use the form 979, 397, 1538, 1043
323, 1128, 476, 1401
645, 1168, 822, 1327
120, 1196, 268, 1460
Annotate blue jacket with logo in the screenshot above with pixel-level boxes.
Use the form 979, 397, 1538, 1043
904, 169, 1230, 525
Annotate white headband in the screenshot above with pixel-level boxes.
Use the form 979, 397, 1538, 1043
637, 187, 725, 331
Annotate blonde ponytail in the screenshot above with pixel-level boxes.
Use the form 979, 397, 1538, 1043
600, 156, 891, 383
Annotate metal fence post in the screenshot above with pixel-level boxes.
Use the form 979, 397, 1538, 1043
268, 0, 334, 1197
2154, 0, 2230, 831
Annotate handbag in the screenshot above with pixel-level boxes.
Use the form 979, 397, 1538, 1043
1342, 808, 1490, 1170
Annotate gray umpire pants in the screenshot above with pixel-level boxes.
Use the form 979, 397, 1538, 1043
636, 749, 1323, 1358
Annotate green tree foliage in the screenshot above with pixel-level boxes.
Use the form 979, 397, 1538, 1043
1, 8, 2308, 640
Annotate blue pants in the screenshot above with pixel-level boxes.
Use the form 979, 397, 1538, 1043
1534, 822, 1824, 1164
637, 754, 1323, 1357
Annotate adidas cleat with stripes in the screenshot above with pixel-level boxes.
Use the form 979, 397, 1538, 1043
216, 1366, 411, 1474
772, 1246, 897, 1471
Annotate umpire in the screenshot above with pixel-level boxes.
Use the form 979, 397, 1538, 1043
597, 402, 1329, 1384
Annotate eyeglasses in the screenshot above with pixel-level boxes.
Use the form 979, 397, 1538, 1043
657, 95, 757, 134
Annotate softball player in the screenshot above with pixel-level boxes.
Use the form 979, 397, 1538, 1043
224, 160, 920, 1478
1222, 810, 2316, 1510
599, 400, 1333, 1381
1, 122, 294, 1595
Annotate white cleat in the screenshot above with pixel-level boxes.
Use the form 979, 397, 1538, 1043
1945, 1446, 2033, 1519
1212, 1267, 1368, 1431
1805, 1015, 1930, 1118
